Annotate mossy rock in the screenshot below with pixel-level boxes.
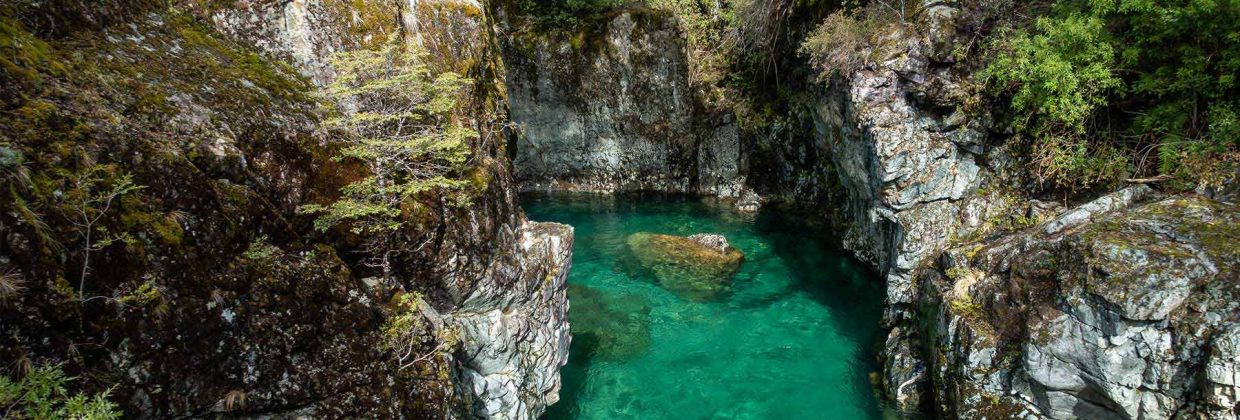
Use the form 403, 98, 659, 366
567, 284, 651, 361
624, 232, 744, 301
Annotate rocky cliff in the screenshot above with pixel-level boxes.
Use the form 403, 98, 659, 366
805, 4, 1010, 410
495, 8, 744, 197
0, 0, 570, 418
919, 187, 1240, 419
807, 3, 1240, 419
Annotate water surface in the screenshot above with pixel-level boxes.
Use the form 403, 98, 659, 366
523, 193, 887, 419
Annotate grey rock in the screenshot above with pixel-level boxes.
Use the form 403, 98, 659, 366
500, 11, 744, 198
810, 15, 1005, 407
921, 194, 1240, 419
687, 233, 735, 254
451, 222, 575, 420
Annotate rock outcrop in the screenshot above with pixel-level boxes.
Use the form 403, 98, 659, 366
452, 222, 574, 419
496, 9, 744, 197
808, 3, 1015, 408
197, 1, 575, 417
918, 188, 1240, 419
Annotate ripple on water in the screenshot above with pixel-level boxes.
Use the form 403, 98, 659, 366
524, 194, 890, 420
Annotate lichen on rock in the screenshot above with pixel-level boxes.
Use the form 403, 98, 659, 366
917, 188, 1240, 419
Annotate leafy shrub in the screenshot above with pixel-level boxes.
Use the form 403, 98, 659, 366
380, 293, 459, 371
0, 364, 120, 419
801, 6, 877, 80
984, 0, 1240, 191
982, 14, 1126, 189
800, 2, 916, 82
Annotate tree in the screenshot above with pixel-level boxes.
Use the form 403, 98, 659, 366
60, 166, 143, 301
300, 37, 475, 282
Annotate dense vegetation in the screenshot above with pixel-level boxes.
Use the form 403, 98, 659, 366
802, 0, 1240, 193
0, 1, 482, 414
985, 0, 1240, 191
0, 365, 120, 419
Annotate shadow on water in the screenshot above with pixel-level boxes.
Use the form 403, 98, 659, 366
749, 207, 891, 416
543, 329, 595, 419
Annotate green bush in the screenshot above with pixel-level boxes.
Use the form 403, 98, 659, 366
984, 0, 1240, 191
801, 3, 906, 81
0, 364, 120, 419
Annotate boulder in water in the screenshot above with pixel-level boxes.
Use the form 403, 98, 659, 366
625, 232, 745, 301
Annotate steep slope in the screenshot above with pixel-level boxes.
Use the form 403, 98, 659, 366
0, 0, 570, 417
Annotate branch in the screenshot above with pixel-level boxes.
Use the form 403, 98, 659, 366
1124, 174, 1171, 184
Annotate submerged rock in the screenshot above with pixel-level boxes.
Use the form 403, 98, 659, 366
625, 232, 745, 301
567, 284, 652, 361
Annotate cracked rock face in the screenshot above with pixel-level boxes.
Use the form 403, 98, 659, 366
810, 12, 1006, 408
498, 10, 743, 197
920, 188, 1240, 419
451, 222, 574, 420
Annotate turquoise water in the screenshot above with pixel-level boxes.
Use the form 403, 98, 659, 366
522, 193, 889, 420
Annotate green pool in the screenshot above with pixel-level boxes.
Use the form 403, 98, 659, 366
522, 193, 890, 419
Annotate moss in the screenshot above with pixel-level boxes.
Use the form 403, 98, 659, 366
324, 0, 402, 48
119, 280, 164, 308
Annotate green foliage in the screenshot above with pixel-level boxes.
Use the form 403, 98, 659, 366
984, 0, 1240, 190
647, 0, 734, 95
242, 235, 279, 261
0, 364, 120, 420
301, 37, 475, 238
379, 292, 426, 353
513, 0, 630, 28
801, 3, 904, 81
565, 0, 627, 11
982, 13, 1127, 189
300, 37, 476, 280
983, 15, 1120, 135
380, 292, 458, 371
56, 165, 144, 300
118, 280, 167, 316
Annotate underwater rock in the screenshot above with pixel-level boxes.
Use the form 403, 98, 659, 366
625, 232, 744, 301
567, 284, 652, 361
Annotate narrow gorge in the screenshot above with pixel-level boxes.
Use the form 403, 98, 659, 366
1, 0, 1237, 419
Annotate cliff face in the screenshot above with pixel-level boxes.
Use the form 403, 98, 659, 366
806, 4, 1012, 410
496, 9, 744, 197
0, 0, 569, 418
808, 3, 1240, 419
920, 187, 1240, 419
